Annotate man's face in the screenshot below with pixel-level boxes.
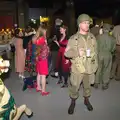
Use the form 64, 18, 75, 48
79, 21, 90, 32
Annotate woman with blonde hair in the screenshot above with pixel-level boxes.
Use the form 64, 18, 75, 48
32, 25, 50, 96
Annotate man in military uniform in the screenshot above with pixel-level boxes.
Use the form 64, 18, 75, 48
90, 19, 101, 37
94, 23, 116, 90
65, 14, 98, 115
90, 24, 100, 37
110, 25, 120, 81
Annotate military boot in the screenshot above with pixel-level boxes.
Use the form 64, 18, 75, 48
84, 97, 93, 111
102, 83, 109, 90
68, 98, 76, 115
94, 83, 99, 89
91, 84, 94, 87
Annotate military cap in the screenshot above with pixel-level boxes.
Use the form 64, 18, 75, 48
103, 23, 112, 31
77, 14, 90, 25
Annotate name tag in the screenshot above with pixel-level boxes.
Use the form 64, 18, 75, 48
86, 49, 91, 57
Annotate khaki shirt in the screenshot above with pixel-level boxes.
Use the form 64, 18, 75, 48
65, 32, 98, 74
112, 25, 120, 45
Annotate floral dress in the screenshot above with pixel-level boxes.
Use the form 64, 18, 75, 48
25, 40, 36, 75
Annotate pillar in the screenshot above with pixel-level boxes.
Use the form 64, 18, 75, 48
17, 0, 25, 28
65, 0, 76, 36
24, 2, 29, 27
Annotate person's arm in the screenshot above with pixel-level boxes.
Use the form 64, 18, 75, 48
32, 29, 39, 44
32, 34, 39, 44
64, 36, 79, 58
93, 37, 98, 56
9, 37, 15, 45
111, 37, 116, 54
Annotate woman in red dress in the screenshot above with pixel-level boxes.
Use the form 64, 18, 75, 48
55, 25, 71, 88
33, 25, 49, 96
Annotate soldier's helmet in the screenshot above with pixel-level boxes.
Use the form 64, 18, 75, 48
90, 17, 93, 25
77, 14, 91, 26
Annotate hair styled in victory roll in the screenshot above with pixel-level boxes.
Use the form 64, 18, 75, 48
37, 24, 48, 38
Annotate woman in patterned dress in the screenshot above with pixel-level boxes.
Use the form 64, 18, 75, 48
32, 25, 50, 96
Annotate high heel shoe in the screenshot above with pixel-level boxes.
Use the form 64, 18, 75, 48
41, 91, 50, 96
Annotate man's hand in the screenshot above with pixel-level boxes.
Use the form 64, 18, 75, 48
65, 60, 69, 64
53, 35, 57, 41
54, 40, 59, 47
79, 48, 85, 57
65, 46, 70, 52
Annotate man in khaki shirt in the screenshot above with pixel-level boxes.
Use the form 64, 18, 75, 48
110, 25, 120, 80
65, 14, 98, 115
95, 24, 116, 90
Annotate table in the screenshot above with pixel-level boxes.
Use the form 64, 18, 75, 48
0, 40, 11, 58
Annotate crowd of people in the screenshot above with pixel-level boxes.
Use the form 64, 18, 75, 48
2, 13, 119, 118
11, 19, 71, 96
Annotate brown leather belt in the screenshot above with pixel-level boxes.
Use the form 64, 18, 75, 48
116, 44, 120, 46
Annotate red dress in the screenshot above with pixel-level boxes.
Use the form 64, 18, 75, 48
35, 37, 49, 75
56, 39, 71, 73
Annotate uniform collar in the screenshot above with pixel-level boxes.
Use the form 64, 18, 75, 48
77, 31, 91, 40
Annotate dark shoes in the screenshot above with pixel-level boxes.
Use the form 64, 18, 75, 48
94, 83, 109, 90
94, 83, 99, 89
61, 83, 68, 88
84, 97, 93, 111
46, 81, 48, 84
91, 84, 94, 87
68, 97, 93, 115
102, 83, 109, 90
57, 80, 63, 84
68, 99, 76, 115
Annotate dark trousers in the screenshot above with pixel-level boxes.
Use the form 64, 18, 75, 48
59, 69, 70, 84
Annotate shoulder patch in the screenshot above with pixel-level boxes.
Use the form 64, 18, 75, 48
69, 33, 78, 41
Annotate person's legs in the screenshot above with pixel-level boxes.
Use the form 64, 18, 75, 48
57, 68, 63, 84
36, 73, 42, 91
83, 74, 93, 111
51, 51, 58, 73
102, 56, 112, 90
94, 57, 103, 88
115, 58, 120, 81
41, 75, 46, 92
61, 72, 69, 88
110, 56, 117, 79
41, 75, 50, 96
68, 73, 83, 114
